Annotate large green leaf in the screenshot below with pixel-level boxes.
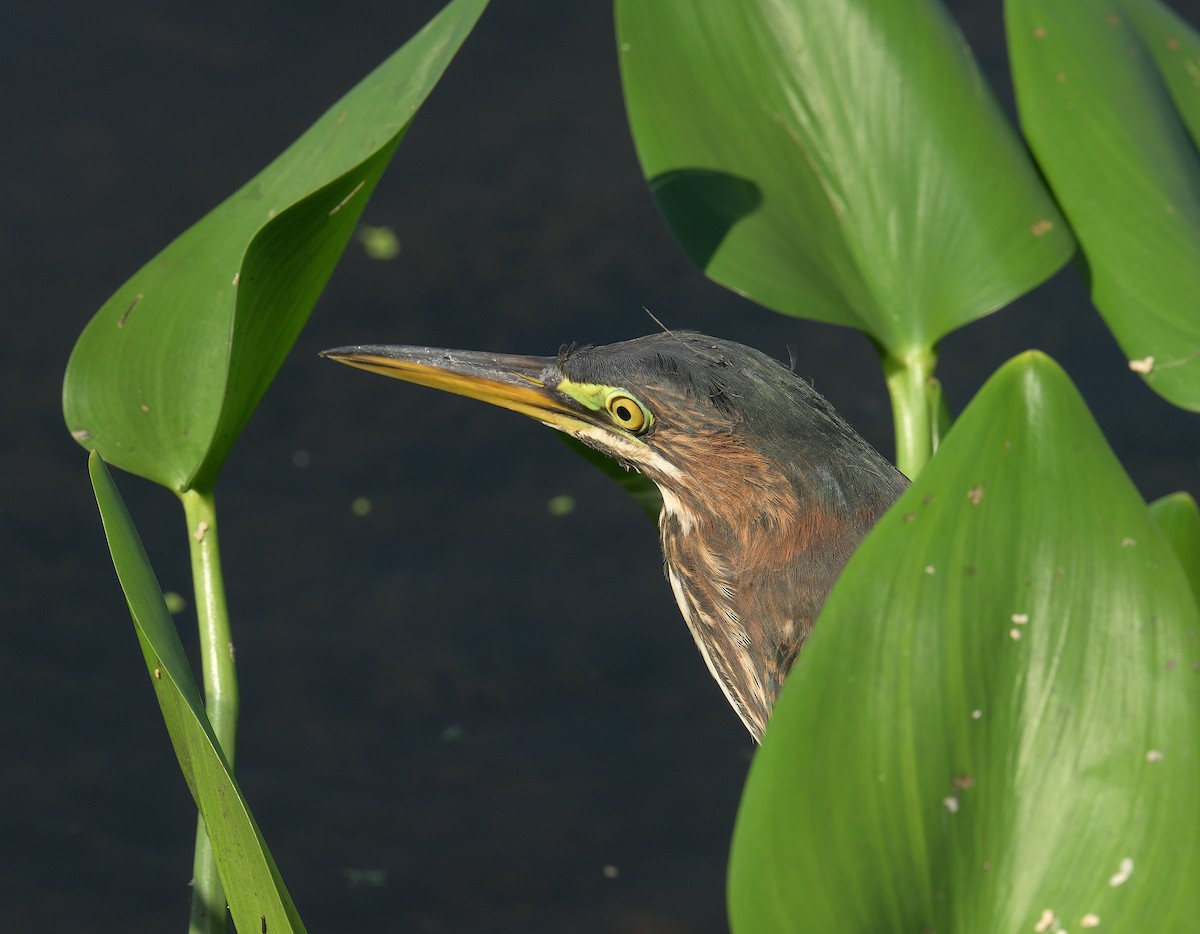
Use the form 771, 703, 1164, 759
1123, 0, 1200, 144
63, 0, 488, 492
1008, 0, 1200, 410
729, 353, 1200, 932
616, 0, 1073, 356
88, 452, 306, 934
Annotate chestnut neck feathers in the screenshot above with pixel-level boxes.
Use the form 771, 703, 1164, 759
561, 332, 908, 739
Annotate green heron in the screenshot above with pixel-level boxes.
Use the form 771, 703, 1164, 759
322, 331, 907, 740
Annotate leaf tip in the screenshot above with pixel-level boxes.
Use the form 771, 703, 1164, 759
1000, 350, 1071, 399
1155, 490, 1198, 512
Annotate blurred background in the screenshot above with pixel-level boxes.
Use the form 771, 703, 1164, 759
4, 1, 1197, 931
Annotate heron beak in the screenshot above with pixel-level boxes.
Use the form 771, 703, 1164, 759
320, 343, 589, 431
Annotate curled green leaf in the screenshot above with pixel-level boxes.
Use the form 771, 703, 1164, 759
64, 0, 489, 492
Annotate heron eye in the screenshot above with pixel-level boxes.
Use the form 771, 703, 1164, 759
605, 391, 651, 434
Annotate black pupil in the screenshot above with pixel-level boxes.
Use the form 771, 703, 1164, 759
616, 404, 632, 421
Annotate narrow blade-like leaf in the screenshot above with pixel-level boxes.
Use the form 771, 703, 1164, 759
617, 0, 1073, 355
64, 0, 488, 491
729, 353, 1200, 932
88, 452, 306, 934
1008, 0, 1200, 409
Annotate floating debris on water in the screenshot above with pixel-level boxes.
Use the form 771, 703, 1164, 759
341, 867, 388, 888
352, 497, 372, 517
357, 225, 401, 260
547, 494, 576, 516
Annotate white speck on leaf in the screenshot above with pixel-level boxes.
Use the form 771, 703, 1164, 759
117, 292, 143, 328
1128, 356, 1155, 374
971, 709, 982, 720
193, 520, 209, 542
1080, 914, 1100, 928
1010, 628, 1023, 641
328, 179, 366, 216
1121, 537, 1137, 547
1012, 613, 1029, 624
1146, 749, 1164, 762
1109, 857, 1134, 886
1034, 908, 1055, 932
924, 565, 936, 575
942, 796, 959, 813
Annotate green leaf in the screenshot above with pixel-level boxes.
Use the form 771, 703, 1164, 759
616, 0, 1073, 356
729, 353, 1200, 932
1008, 0, 1200, 410
1123, 0, 1200, 146
88, 452, 307, 934
1150, 491, 1200, 606
64, 0, 488, 492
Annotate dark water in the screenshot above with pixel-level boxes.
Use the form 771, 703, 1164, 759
4, 2, 1197, 931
